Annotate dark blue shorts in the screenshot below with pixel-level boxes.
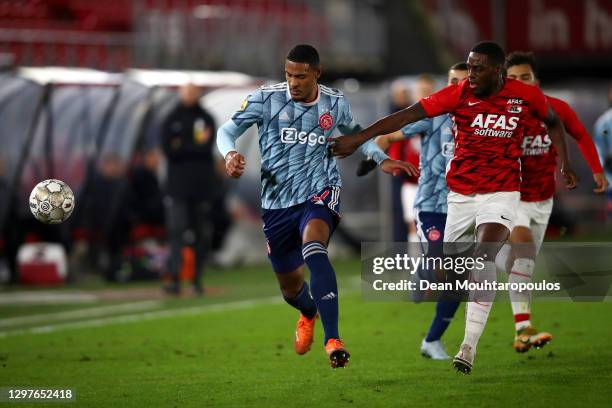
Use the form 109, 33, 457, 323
416, 210, 447, 265
262, 187, 341, 274
416, 211, 446, 243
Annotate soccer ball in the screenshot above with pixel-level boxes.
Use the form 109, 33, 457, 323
29, 179, 75, 224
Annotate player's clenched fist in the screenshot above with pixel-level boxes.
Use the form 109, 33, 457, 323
225, 151, 246, 178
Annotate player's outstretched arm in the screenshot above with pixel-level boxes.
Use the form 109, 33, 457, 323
357, 134, 418, 176
374, 131, 404, 152
329, 102, 428, 158
379, 159, 419, 178
355, 119, 430, 177
544, 108, 577, 189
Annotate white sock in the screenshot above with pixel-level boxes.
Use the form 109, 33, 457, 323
462, 260, 497, 350
509, 258, 535, 331
494, 243, 511, 271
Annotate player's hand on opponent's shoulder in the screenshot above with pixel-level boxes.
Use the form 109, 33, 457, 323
225, 151, 246, 178
380, 159, 419, 178
593, 172, 609, 193
560, 165, 577, 189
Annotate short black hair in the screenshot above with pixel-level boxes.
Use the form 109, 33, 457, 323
505, 51, 538, 75
450, 62, 468, 71
470, 41, 505, 66
286, 44, 320, 66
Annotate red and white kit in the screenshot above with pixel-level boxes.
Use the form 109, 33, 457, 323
517, 95, 603, 249
419, 78, 551, 242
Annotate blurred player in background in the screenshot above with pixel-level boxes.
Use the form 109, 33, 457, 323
359, 76, 435, 243
359, 63, 468, 360
216, 44, 417, 368
329, 41, 577, 374
400, 75, 435, 243
162, 83, 218, 296
497, 51, 608, 352
84, 153, 131, 281
594, 85, 612, 219
385, 80, 413, 242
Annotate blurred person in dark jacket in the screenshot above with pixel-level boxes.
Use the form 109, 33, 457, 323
0, 157, 20, 284
356, 80, 414, 242
161, 83, 217, 295
84, 153, 131, 281
129, 148, 164, 226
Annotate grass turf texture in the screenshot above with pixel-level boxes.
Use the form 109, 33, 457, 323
0, 259, 611, 407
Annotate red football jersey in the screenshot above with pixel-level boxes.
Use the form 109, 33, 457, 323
520, 95, 604, 202
420, 78, 549, 195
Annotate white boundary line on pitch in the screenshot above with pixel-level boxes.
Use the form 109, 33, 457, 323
0, 291, 98, 305
0, 276, 363, 338
0, 296, 283, 338
0, 300, 164, 329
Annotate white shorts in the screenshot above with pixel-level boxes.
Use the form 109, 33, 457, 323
514, 197, 553, 252
444, 191, 520, 243
401, 183, 418, 223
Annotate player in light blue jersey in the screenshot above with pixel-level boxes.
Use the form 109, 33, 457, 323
594, 103, 612, 218
216, 45, 418, 368
357, 63, 469, 360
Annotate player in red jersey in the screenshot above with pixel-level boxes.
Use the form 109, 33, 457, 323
496, 51, 608, 353
329, 41, 577, 374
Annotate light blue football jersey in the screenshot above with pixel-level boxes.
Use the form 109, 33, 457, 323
217, 82, 388, 210
594, 107, 612, 185
401, 114, 454, 213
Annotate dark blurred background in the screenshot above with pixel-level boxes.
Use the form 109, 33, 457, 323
1, 1, 610, 79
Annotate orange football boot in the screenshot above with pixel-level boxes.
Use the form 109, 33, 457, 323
513, 326, 553, 353
325, 338, 350, 368
294, 314, 317, 355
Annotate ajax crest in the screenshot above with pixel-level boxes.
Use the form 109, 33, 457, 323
427, 227, 441, 241
319, 112, 334, 130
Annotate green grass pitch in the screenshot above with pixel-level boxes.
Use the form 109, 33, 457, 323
0, 259, 611, 407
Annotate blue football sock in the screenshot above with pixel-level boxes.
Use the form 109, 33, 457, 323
282, 282, 317, 319
302, 241, 339, 344
425, 299, 460, 342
